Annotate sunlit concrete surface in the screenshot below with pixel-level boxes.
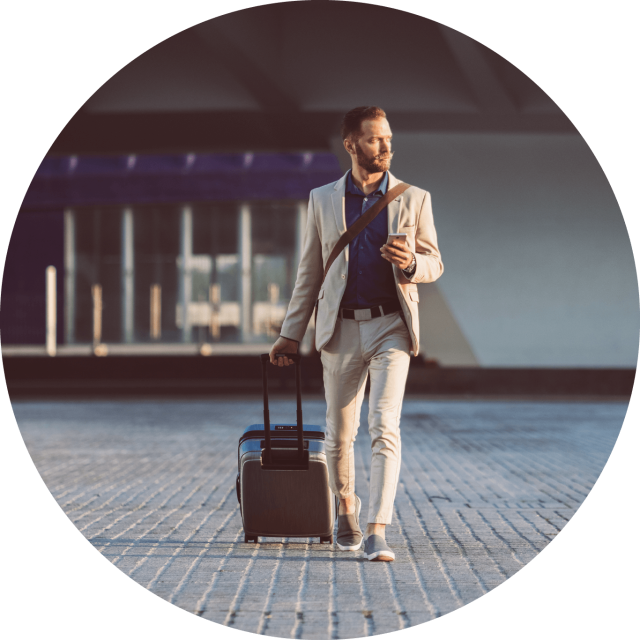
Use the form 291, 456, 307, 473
15, 398, 625, 638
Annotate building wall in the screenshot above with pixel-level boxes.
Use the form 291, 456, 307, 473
387, 132, 639, 367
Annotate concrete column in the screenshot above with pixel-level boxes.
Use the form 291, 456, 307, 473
239, 203, 252, 342
45, 266, 56, 356
121, 208, 134, 343
179, 206, 193, 342
63, 208, 75, 344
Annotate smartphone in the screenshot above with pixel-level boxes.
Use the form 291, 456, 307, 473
386, 233, 407, 246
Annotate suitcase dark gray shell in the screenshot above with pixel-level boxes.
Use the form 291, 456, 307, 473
236, 354, 337, 544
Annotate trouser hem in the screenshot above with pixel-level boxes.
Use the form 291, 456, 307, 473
331, 488, 357, 500
367, 516, 392, 525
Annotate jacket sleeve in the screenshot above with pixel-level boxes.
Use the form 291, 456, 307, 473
279, 190, 324, 342
403, 191, 444, 284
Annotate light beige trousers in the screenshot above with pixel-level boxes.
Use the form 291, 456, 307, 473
320, 310, 411, 524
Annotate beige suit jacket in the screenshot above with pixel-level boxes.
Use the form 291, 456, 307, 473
280, 170, 444, 356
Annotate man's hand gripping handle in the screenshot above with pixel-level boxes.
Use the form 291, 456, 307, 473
269, 336, 299, 367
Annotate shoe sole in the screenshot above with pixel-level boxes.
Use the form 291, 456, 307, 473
336, 539, 363, 551
364, 550, 395, 562
336, 495, 362, 551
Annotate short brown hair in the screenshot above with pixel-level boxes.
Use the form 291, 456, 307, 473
341, 106, 387, 142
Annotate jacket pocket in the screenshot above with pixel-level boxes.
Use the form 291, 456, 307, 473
317, 289, 325, 300
409, 290, 420, 302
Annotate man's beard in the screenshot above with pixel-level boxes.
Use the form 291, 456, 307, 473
355, 141, 393, 173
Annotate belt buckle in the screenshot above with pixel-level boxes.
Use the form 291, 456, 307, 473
353, 308, 372, 321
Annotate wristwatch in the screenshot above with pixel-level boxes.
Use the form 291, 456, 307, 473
402, 253, 417, 276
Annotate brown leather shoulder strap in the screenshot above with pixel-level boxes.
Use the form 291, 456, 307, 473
321, 182, 411, 282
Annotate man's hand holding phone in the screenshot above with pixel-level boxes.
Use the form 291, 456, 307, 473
381, 233, 413, 270
269, 335, 298, 366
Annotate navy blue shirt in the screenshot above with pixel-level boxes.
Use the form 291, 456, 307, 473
340, 171, 400, 309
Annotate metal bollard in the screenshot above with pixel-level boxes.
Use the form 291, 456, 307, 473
150, 284, 161, 339
92, 284, 107, 356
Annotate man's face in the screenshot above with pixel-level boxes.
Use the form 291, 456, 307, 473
351, 118, 393, 173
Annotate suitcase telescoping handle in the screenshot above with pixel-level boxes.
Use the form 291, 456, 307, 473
260, 353, 304, 464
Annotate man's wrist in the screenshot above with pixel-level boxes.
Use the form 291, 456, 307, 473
402, 253, 417, 276
279, 334, 299, 344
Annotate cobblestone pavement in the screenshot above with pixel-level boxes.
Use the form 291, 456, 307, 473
15, 398, 625, 638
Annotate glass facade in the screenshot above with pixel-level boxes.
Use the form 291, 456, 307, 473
2, 152, 341, 354
71, 206, 124, 344
64, 201, 307, 349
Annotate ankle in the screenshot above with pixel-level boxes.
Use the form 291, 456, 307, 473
365, 523, 385, 539
338, 494, 356, 515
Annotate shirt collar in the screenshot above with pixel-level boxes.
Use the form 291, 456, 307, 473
346, 170, 388, 196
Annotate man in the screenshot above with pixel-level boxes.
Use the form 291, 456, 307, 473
269, 106, 443, 561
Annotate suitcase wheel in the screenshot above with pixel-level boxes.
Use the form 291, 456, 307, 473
245, 534, 258, 544
320, 535, 333, 544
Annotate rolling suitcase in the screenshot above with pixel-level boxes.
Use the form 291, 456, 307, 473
236, 353, 337, 544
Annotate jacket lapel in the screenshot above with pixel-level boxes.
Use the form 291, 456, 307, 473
331, 171, 349, 234
387, 171, 403, 235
